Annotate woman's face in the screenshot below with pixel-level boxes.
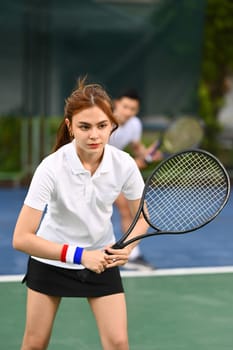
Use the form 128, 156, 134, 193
66, 106, 113, 158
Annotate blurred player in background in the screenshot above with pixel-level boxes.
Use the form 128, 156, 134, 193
109, 89, 162, 270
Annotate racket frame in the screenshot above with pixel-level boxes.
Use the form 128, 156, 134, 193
112, 149, 231, 249
149, 116, 205, 158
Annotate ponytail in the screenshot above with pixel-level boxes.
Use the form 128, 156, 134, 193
52, 119, 73, 152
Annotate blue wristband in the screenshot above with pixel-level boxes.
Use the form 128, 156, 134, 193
73, 247, 84, 264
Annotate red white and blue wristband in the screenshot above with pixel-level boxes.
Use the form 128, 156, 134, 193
60, 244, 84, 264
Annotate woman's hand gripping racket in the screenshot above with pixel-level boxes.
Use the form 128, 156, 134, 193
112, 149, 230, 249
145, 116, 204, 163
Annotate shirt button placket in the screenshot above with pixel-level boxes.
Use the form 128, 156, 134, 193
85, 175, 93, 203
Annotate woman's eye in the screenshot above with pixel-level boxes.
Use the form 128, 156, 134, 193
98, 124, 107, 129
80, 125, 89, 130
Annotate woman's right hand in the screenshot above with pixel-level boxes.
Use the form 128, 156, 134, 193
81, 250, 108, 274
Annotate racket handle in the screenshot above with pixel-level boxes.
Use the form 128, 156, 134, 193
104, 242, 123, 255
144, 139, 162, 163
111, 241, 124, 250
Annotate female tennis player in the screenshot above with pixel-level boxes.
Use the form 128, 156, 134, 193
12, 79, 149, 350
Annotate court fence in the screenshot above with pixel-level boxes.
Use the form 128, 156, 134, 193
0, 116, 61, 186
0, 115, 232, 186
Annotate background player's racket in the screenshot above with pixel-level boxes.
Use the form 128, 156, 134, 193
145, 116, 204, 162
112, 149, 230, 249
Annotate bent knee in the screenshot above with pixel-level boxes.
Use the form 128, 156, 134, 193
103, 335, 129, 350
22, 333, 49, 350
114, 337, 129, 350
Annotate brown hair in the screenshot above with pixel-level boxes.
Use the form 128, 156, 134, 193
52, 78, 118, 152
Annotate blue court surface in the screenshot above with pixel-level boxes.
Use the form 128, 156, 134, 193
0, 186, 232, 275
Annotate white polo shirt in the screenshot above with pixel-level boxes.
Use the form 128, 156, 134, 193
109, 116, 142, 150
24, 141, 144, 269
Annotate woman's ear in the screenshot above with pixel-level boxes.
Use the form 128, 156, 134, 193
65, 118, 70, 128
65, 118, 73, 137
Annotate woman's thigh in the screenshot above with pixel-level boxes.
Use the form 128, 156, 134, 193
88, 293, 129, 350
21, 288, 61, 349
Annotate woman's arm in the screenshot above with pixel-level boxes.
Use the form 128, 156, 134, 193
13, 204, 108, 273
124, 198, 149, 251
12, 204, 62, 260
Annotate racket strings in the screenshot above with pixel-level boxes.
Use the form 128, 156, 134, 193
144, 152, 228, 232
152, 166, 226, 229
151, 158, 226, 227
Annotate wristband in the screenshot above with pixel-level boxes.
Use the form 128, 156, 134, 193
73, 247, 84, 264
60, 244, 84, 264
60, 244, 69, 262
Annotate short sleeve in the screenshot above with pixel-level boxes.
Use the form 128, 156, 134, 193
131, 117, 142, 143
24, 159, 55, 211
121, 157, 144, 200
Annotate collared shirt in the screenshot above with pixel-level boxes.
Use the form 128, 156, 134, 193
109, 116, 142, 150
24, 141, 144, 269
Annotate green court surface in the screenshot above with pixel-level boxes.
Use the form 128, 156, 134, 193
1, 272, 233, 349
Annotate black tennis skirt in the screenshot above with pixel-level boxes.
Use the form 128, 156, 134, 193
23, 257, 124, 298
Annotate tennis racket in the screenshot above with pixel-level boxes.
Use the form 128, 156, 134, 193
112, 149, 230, 249
145, 116, 204, 162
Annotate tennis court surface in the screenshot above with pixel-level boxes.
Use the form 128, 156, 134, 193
1, 187, 233, 349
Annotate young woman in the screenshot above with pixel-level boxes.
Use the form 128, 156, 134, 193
13, 80, 149, 350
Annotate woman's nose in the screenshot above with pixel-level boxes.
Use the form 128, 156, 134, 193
89, 128, 98, 139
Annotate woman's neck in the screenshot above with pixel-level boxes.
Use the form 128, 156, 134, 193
77, 150, 104, 176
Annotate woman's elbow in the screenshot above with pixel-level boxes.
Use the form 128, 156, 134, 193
12, 231, 24, 251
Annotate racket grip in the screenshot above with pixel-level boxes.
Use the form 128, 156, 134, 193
151, 139, 162, 155
105, 242, 124, 254
144, 139, 162, 163
111, 242, 124, 249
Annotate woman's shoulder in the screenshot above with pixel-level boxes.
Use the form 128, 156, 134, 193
37, 143, 72, 170
106, 144, 135, 164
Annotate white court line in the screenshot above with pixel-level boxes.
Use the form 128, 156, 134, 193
0, 275, 24, 282
120, 266, 233, 277
1, 266, 233, 282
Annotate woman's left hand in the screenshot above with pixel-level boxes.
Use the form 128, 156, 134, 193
104, 246, 131, 268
